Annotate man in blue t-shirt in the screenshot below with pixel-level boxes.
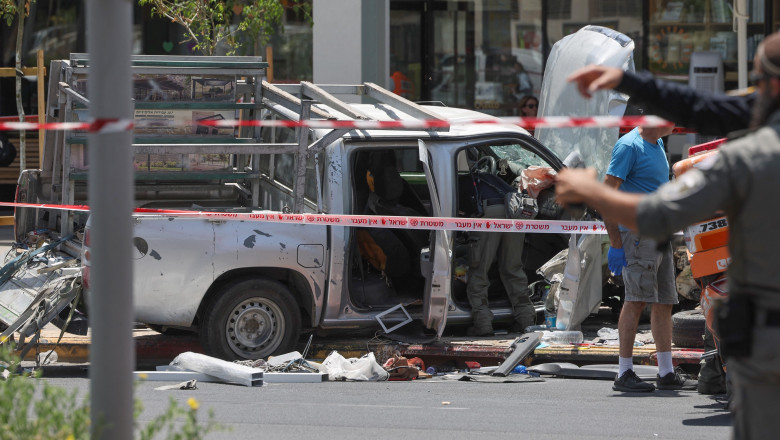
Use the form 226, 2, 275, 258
605, 125, 695, 393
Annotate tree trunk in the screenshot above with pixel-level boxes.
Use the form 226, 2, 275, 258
15, 0, 26, 171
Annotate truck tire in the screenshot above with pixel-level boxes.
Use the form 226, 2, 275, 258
672, 309, 705, 349
200, 278, 301, 360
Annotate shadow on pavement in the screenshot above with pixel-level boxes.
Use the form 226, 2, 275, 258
682, 412, 732, 427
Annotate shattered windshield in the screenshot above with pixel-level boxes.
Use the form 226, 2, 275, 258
487, 144, 550, 175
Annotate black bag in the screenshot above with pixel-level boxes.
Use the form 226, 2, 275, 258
0, 133, 16, 167
505, 190, 538, 220
714, 294, 754, 359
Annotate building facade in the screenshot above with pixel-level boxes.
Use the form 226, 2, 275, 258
0, 0, 776, 117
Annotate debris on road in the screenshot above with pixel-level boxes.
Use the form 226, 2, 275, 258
138, 367, 328, 384
320, 351, 389, 381
36, 350, 58, 366
490, 332, 541, 377
383, 353, 421, 380
154, 380, 198, 391
528, 362, 659, 380
169, 352, 263, 387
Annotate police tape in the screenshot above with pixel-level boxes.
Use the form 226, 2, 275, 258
0, 115, 676, 133
5, 202, 608, 235
0, 119, 133, 133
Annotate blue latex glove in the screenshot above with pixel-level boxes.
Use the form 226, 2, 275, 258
607, 246, 627, 276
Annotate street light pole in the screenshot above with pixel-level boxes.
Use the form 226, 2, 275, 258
735, 0, 748, 89
86, 0, 134, 438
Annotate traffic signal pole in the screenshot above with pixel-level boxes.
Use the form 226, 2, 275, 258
86, 0, 135, 438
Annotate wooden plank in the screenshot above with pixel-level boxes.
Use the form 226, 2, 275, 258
0, 67, 44, 77
266, 46, 273, 83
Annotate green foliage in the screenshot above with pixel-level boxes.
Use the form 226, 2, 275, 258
0, 0, 28, 28
0, 346, 223, 439
138, 0, 312, 56
0, 346, 90, 440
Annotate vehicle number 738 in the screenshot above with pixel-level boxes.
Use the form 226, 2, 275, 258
700, 218, 728, 232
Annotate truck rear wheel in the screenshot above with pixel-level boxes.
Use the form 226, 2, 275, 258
200, 278, 301, 360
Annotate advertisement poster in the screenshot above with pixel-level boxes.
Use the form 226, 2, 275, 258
133, 109, 235, 136
72, 74, 237, 103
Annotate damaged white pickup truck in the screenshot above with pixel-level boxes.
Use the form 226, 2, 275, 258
81, 92, 570, 360
15, 26, 634, 360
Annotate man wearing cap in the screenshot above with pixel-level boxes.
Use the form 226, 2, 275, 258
555, 33, 780, 439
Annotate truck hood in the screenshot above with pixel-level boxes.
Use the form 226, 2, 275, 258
535, 25, 635, 178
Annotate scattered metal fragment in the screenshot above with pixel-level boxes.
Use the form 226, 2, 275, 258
154, 379, 198, 391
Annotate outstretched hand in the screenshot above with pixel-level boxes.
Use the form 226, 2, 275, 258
567, 65, 624, 99
554, 168, 599, 207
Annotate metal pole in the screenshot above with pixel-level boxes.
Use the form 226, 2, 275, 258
86, 0, 134, 438
735, 0, 748, 89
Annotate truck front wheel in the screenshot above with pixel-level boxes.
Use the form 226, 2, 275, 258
200, 278, 301, 360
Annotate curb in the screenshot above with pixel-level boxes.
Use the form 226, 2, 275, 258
21, 330, 703, 368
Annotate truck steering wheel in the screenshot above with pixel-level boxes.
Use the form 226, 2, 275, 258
472, 155, 496, 175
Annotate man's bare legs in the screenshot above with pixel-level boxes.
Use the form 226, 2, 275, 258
619, 301, 646, 358
651, 303, 675, 378
650, 303, 673, 353
613, 300, 656, 391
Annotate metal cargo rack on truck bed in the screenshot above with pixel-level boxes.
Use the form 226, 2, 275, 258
16, 53, 448, 242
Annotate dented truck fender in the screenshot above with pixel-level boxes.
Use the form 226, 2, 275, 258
131, 216, 328, 328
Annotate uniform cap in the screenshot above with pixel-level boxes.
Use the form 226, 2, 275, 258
758, 33, 780, 77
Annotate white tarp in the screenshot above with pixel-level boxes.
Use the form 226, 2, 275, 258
549, 234, 603, 331
535, 25, 635, 179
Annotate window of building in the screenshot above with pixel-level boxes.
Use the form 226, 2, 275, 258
546, 0, 644, 70
591, 0, 642, 18
648, 0, 764, 89
548, 0, 573, 19
267, 3, 313, 83
390, 0, 543, 117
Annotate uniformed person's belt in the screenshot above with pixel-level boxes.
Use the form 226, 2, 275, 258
484, 198, 504, 206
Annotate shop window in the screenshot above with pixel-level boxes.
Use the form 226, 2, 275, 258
546, 0, 643, 71
265, 1, 312, 82
592, 0, 642, 17
648, 0, 764, 86
548, 0, 573, 19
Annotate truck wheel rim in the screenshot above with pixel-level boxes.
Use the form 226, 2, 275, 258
226, 298, 285, 356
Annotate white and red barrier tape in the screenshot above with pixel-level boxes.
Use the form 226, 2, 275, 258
0, 115, 680, 133
4, 202, 607, 235
0, 118, 134, 133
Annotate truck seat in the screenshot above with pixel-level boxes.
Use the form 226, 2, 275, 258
352, 151, 430, 287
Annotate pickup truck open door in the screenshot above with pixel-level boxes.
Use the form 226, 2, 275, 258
418, 140, 452, 337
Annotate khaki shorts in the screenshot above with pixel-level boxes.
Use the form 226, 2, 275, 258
620, 230, 678, 304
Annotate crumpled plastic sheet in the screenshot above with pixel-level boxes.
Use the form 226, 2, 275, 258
320, 351, 389, 381
520, 166, 556, 199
